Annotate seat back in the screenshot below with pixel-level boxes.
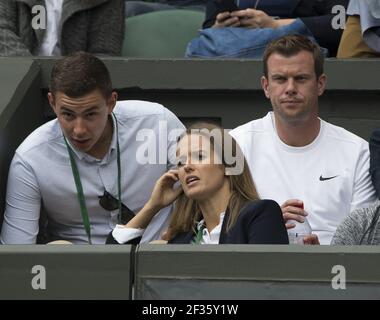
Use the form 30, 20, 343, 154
122, 10, 204, 58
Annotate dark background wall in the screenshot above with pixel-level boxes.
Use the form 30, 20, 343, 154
37, 58, 380, 139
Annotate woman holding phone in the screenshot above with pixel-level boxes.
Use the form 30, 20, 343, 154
107, 122, 288, 245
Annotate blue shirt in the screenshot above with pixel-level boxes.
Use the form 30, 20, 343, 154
0, 100, 185, 244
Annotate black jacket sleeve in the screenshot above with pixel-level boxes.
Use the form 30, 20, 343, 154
369, 129, 380, 200
105, 231, 142, 245
240, 200, 289, 244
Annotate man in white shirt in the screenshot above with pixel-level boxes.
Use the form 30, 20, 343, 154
230, 35, 377, 244
0, 52, 185, 244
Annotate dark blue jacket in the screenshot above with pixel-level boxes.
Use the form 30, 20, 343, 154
169, 199, 289, 244
106, 199, 288, 244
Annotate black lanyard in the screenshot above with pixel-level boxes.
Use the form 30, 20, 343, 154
63, 113, 122, 244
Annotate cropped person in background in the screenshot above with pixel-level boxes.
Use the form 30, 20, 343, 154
337, 0, 380, 58
331, 201, 380, 245
191, 0, 348, 57
0, 0, 125, 56
333, 127, 380, 244
107, 123, 289, 245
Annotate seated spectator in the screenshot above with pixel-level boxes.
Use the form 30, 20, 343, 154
187, 0, 348, 58
0, 52, 185, 244
229, 35, 377, 245
107, 123, 289, 245
331, 201, 380, 245
125, 0, 205, 18
337, 0, 380, 58
0, 0, 125, 56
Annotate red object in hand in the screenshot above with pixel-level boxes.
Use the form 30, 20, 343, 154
296, 202, 304, 209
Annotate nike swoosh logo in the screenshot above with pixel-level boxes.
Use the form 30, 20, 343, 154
319, 175, 339, 181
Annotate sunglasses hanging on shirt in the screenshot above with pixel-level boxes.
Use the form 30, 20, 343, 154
98, 190, 135, 224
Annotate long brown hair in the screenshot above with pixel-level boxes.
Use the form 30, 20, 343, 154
164, 122, 259, 240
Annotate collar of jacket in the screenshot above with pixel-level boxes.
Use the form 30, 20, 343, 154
192, 207, 230, 244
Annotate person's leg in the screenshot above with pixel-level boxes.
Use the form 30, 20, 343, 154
337, 16, 380, 58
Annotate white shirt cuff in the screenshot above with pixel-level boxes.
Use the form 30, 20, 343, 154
112, 225, 145, 244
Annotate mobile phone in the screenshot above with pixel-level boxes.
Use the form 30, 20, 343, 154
217, 0, 239, 12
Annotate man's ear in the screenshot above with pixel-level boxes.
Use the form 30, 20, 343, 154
261, 76, 270, 99
107, 91, 118, 114
47, 92, 57, 115
317, 74, 327, 96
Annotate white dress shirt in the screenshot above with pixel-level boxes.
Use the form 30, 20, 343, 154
38, 0, 64, 56
1, 101, 185, 244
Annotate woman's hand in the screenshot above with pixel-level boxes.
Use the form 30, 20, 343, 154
212, 11, 241, 28
123, 170, 183, 230
147, 170, 183, 211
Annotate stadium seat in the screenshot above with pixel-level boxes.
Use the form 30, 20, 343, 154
122, 10, 204, 58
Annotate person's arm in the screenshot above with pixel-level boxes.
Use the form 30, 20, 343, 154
350, 141, 377, 212
0, 154, 41, 244
86, 0, 125, 55
244, 200, 289, 244
107, 170, 183, 244
138, 107, 185, 243
299, 0, 348, 56
0, 0, 32, 56
369, 129, 380, 199
331, 205, 375, 245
